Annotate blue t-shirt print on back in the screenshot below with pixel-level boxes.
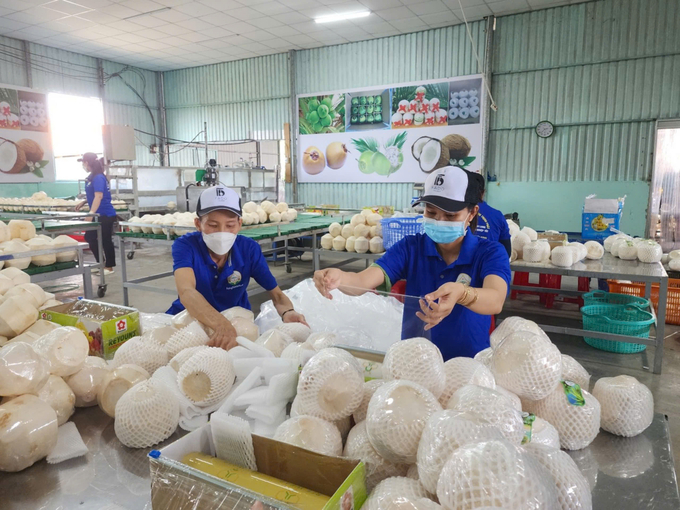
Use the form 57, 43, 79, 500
475, 201, 510, 243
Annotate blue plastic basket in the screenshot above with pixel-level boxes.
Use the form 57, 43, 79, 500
582, 290, 651, 309
381, 216, 424, 249
581, 303, 654, 354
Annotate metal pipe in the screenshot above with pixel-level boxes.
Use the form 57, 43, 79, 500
157, 72, 168, 166
288, 49, 298, 203
21, 40, 32, 88
204, 121, 209, 166
482, 15, 495, 174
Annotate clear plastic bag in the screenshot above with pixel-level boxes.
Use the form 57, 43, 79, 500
273, 415, 343, 457
591, 375, 653, 437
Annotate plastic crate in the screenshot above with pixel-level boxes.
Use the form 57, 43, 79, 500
582, 290, 651, 309
581, 303, 655, 353
607, 279, 680, 325
380, 216, 423, 249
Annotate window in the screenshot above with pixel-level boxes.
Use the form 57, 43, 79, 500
48, 93, 104, 181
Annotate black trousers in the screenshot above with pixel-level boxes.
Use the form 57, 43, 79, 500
84, 215, 116, 268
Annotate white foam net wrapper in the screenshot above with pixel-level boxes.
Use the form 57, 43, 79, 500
531, 383, 601, 450
31, 326, 89, 377
307, 332, 337, 351
364, 477, 434, 510
354, 379, 385, 423
490, 316, 549, 350
114, 379, 179, 448
177, 347, 235, 407
382, 338, 446, 398
168, 346, 211, 372
560, 355, 591, 391
591, 432, 653, 479
97, 364, 150, 418
210, 413, 257, 470
406, 464, 419, 480
255, 329, 293, 357
344, 421, 410, 491
491, 331, 562, 401
221, 306, 255, 323
366, 380, 442, 464
296, 348, 364, 421
446, 385, 525, 445
273, 415, 342, 456
473, 347, 493, 368
112, 336, 168, 376
494, 386, 522, 411
280, 342, 316, 370
165, 321, 210, 358
566, 448, 598, 491
275, 322, 311, 343
439, 357, 495, 406
436, 439, 559, 510
0, 341, 49, 396
528, 416, 560, 449
417, 410, 505, 494
591, 375, 653, 437
523, 442, 592, 510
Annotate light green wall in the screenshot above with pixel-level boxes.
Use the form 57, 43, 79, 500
486, 180, 649, 237
0, 182, 80, 199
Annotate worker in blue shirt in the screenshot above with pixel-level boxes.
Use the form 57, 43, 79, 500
313, 167, 511, 360
75, 152, 117, 274
475, 192, 512, 256
168, 185, 307, 350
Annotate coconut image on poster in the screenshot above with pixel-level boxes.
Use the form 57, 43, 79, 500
391, 83, 449, 128
298, 94, 345, 135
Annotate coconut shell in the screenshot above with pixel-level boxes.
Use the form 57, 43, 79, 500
419, 139, 450, 173
15, 139, 43, 163
0, 139, 26, 174
441, 134, 471, 160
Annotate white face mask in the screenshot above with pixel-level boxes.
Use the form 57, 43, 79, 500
202, 232, 236, 255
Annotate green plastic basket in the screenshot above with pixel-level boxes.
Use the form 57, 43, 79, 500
583, 291, 651, 309
581, 303, 654, 354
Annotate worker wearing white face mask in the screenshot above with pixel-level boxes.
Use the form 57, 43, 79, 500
313, 166, 510, 360
169, 185, 307, 350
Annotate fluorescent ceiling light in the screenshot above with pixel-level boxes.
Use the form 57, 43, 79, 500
315, 11, 370, 23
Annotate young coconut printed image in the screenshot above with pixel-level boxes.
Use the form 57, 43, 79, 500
299, 94, 345, 134
351, 131, 406, 177
391, 83, 449, 128
411, 133, 475, 174
346, 89, 390, 131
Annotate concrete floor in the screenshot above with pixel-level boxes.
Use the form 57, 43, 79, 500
51, 244, 680, 472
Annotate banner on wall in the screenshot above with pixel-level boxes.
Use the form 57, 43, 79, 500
296, 74, 484, 184
0, 83, 54, 183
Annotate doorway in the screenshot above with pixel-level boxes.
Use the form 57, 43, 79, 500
648, 120, 680, 250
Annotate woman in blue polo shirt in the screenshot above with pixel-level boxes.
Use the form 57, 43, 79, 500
313, 167, 510, 360
75, 152, 117, 274
476, 190, 512, 256
168, 185, 307, 351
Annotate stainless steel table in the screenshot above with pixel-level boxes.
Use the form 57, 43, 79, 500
511, 254, 669, 373
1, 408, 676, 509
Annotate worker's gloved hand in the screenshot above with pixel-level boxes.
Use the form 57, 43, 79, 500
313, 268, 343, 299
282, 310, 309, 327
208, 319, 238, 350
417, 282, 465, 331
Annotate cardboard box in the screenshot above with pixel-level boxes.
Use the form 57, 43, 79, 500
305, 205, 340, 216
582, 198, 624, 240
39, 300, 140, 359
148, 423, 367, 510
537, 232, 569, 250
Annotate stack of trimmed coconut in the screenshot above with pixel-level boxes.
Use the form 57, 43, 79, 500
0, 219, 79, 269
0, 191, 126, 213
241, 200, 298, 226
320, 210, 385, 254
603, 233, 665, 264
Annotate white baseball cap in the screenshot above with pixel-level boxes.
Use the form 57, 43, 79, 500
196, 185, 242, 217
413, 166, 484, 212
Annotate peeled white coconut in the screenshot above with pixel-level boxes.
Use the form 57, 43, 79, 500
522, 241, 545, 262
495, 385, 523, 411
113, 336, 168, 376
591, 375, 653, 437
280, 342, 316, 369
307, 331, 337, 351
4, 283, 47, 309
0, 274, 13, 295
332, 235, 346, 251
364, 477, 434, 510
0, 221, 9, 243
344, 420, 409, 491
256, 207, 267, 224
353, 379, 385, 423
32, 327, 89, 377
255, 329, 293, 357
0, 240, 31, 269
538, 239, 552, 261
551, 246, 574, 267
97, 364, 150, 418
367, 213, 383, 227
25, 237, 56, 266
521, 226, 538, 241
511, 232, 531, 258
7, 330, 39, 345
64, 356, 110, 407
0, 395, 58, 472
568, 242, 587, 262
473, 346, 494, 368
268, 211, 282, 223
417, 409, 504, 493
637, 240, 663, 263
114, 379, 180, 448
531, 382, 601, 450
354, 223, 370, 239
350, 214, 366, 228
604, 233, 627, 252
584, 241, 604, 260
171, 310, 196, 329
561, 355, 590, 391
42, 299, 62, 308
670, 258, 680, 271
241, 213, 253, 226
438, 357, 495, 406
436, 439, 558, 509
151, 216, 167, 235
370, 224, 382, 238
139, 215, 156, 234
0, 342, 49, 396
260, 200, 276, 215
341, 224, 354, 239
528, 416, 561, 449
610, 238, 629, 258
286, 208, 298, 221
275, 202, 288, 214
143, 325, 176, 346
25, 319, 58, 337
128, 217, 142, 233
165, 321, 210, 358
523, 442, 592, 510
669, 249, 680, 260
178, 347, 235, 406
361, 209, 373, 218
446, 385, 524, 444
274, 415, 342, 456
230, 317, 258, 341
320, 233, 334, 250
491, 330, 562, 401
243, 201, 258, 214
490, 316, 550, 350
618, 241, 638, 260
345, 236, 357, 252
355, 236, 369, 254
221, 306, 254, 323
8, 220, 36, 241
382, 337, 446, 398
507, 220, 520, 236
365, 380, 442, 464
369, 236, 384, 254
275, 322, 311, 343
0, 296, 38, 339
51, 235, 78, 262
168, 345, 210, 372
296, 348, 364, 421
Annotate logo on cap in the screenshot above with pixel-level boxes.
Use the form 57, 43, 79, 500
434, 175, 445, 186
216, 188, 225, 197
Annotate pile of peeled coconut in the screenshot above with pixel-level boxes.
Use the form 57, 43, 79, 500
0, 219, 79, 270
321, 210, 385, 254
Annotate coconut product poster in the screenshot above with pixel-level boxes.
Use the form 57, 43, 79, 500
0, 84, 54, 182
297, 74, 483, 183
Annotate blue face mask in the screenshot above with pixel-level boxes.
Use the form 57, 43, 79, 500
423, 217, 467, 244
